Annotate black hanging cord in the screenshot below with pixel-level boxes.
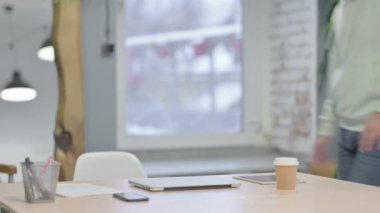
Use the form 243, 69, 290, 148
102, 0, 114, 57
105, 0, 111, 43
4, 4, 18, 70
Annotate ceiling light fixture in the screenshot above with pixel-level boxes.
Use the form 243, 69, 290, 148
1, 4, 37, 102
37, 37, 55, 62
1, 71, 37, 102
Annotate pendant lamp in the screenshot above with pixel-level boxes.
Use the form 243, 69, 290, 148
37, 38, 54, 62
1, 4, 37, 102
0, 71, 37, 102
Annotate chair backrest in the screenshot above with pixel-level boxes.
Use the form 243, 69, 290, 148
73, 151, 147, 181
0, 163, 17, 183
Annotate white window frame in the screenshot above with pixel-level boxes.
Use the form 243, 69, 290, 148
115, 0, 269, 150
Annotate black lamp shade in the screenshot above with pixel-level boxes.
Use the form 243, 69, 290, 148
4, 71, 31, 88
0, 71, 37, 102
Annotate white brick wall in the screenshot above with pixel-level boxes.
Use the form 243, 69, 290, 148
268, 0, 317, 153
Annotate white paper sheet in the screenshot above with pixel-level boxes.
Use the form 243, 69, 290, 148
56, 183, 122, 197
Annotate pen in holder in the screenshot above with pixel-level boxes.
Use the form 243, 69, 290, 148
20, 157, 60, 203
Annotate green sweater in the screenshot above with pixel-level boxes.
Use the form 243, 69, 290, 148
318, 0, 380, 136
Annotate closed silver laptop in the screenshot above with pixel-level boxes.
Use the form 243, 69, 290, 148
128, 176, 241, 192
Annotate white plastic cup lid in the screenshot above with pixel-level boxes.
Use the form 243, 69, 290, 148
273, 157, 299, 166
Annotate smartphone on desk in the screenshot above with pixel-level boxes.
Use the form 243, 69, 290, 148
113, 192, 149, 202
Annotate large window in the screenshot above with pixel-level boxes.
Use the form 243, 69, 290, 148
117, 0, 258, 149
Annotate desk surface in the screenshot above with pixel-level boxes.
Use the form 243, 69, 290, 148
0, 173, 379, 213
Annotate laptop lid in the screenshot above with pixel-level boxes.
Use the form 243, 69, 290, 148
128, 176, 241, 192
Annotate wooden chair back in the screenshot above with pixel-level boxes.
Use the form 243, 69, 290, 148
0, 164, 17, 183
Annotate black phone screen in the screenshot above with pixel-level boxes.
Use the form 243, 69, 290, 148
113, 192, 149, 202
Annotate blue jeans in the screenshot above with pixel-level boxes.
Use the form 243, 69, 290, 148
338, 128, 380, 186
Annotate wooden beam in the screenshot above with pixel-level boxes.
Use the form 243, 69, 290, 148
52, 0, 85, 181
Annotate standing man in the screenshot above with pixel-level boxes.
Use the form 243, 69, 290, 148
314, 0, 380, 186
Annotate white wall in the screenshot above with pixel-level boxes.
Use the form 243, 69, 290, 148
243, 0, 272, 140
267, 0, 318, 154
82, 0, 118, 152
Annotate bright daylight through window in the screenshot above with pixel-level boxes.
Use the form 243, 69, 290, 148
124, 0, 243, 136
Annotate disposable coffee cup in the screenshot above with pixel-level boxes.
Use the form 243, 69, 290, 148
273, 157, 299, 190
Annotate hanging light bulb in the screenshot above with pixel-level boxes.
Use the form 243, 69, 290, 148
1, 4, 37, 102
37, 37, 54, 62
1, 71, 37, 102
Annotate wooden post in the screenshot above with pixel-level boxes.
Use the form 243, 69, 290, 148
52, 0, 85, 181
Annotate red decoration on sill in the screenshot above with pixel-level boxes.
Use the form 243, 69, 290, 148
156, 45, 171, 58
193, 43, 208, 56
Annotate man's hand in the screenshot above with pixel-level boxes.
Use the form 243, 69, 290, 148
359, 112, 380, 152
313, 135, 331, 162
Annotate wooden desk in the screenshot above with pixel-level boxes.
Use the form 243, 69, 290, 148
0, 173, 379, 213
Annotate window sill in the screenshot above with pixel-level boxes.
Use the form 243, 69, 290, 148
131, 146, 309, 177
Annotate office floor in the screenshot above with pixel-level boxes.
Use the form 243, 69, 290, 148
132, 146, 309, 177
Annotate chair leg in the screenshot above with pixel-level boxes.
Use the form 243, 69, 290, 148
0, 164, 17, 183
8, 174, 14, 183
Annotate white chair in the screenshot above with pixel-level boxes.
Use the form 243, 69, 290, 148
73, 151, 147, 181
